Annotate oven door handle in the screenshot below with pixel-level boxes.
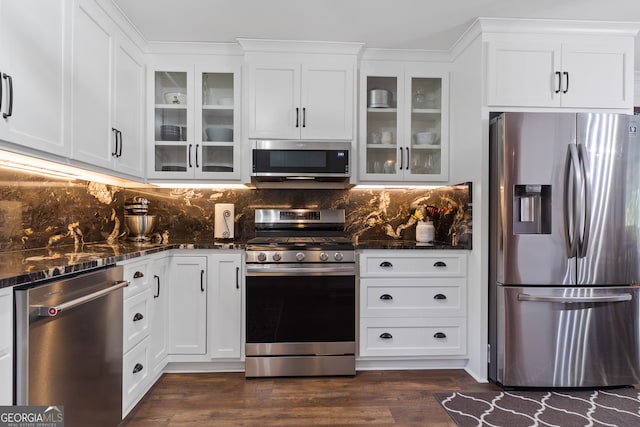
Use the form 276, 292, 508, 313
246, 265, 355, 275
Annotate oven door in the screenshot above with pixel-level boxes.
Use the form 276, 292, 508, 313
252, 140, 350, 179
245, 263, 355, 357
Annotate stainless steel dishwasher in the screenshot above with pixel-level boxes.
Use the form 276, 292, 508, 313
15, 266, 127, 427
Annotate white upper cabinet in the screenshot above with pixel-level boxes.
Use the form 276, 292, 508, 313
359, 62, 449, 183
71, 0, 144, 178
147, 63, 242, 180
242, 40, 360, 141
486, 35, 634, 109
0, 0, 69, 157
112, 37, 145, 177
247, 56, 354, 140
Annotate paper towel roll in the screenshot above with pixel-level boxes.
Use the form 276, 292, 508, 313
214, 203, 234, 239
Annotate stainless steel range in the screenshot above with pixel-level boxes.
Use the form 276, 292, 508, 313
245, 209, 356, 377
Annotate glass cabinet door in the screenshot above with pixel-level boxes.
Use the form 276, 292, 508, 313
152, 70, 192, 176
364, 75, 403, 180
408, 76, 442, 177
359, 66, 449, 183
197, 71, 238, 177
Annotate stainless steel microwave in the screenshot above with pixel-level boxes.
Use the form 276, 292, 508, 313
251, 140, 350, 182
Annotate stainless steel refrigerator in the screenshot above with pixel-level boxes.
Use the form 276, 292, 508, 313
489, 112, 640, 388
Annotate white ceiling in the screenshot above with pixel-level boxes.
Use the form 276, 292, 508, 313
114, 0, 640, 68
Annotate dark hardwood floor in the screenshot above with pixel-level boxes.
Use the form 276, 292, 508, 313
120, 369, 500, 426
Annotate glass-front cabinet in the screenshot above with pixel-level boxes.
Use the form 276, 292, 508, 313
147, 64, 240, 180
359, 63, 449, 182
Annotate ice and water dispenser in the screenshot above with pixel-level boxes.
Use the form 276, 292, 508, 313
513, 185, 551, 234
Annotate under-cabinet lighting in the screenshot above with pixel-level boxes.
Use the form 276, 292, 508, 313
150, 182, 252, 189
0, 159, 80, 180
352, 184, 444, 190
0, 150, 141, 186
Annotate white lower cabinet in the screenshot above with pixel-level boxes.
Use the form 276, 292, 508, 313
208, 253, 243, 359
167, 255, 208, 355
358, 250, 467, 360
119, 254, 166, 417
123, 289, 151, 354
122, 335, 151, 413
0, 287, 13, 405
149, 256, 169, 377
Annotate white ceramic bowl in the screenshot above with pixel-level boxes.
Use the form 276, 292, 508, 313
164, 92, 187, 105
206, 126, 233, 141
414, 131, 437, 145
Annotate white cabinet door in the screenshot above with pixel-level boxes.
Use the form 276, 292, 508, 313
208, 253, 243, 359
248, 56, 354, 140
168, 256, 207, 354
560, 42, 633, 109
149, 256, 168, 376
71, 0, 145, 178
0, 0, 69, 156
248, 60, 300, 139
300, 62, 353, 140
359, 64, 449, 183
113, 37, 145, 177
70, 0, 115, 170
486, 39, 634, 109
486, 41, 561, 107
0, 287, 12, 405
194, 66, 242, 180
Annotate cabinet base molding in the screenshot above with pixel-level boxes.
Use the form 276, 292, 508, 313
355, 358, 468, 371
163, 360, 246, 373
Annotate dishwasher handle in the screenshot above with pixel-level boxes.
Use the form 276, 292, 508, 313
517, 293, 632, 304
33, 280, 129, 317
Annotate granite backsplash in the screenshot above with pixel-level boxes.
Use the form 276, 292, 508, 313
0, 168, 471, 251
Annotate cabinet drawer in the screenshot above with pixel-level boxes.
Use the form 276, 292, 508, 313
122, 260, 151, 298
359, 317, 466, 357
123, 336, 150, 413
123, 289, 151, 353
359, 252, 466, 277
361, 278, 464, 317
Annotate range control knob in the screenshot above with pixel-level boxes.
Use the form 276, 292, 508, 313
257, 252, 267, 262
319, 252, 329, 261
272, 253, 281, 262
295, 252, 305, 262
334, 252, 344, 262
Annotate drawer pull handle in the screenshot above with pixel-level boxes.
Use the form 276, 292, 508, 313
433, 261, 447, 268
379, 294, 393, 301
380, 332, 393, 340
133, 312, 144, 322
133, 271, 144, 279
133, 363, 144, 374
433, 294, 447, 300
380, 261, 393, 268
433, 332, 447, 339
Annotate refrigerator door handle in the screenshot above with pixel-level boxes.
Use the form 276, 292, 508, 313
517, 293, 632, 303
564, 144, 581, 257
577, 144, 591, 258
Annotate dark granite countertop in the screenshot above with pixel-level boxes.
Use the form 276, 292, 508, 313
354, 240, 471, 250
0, 238, 469, 289
0, 240, 245, 289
